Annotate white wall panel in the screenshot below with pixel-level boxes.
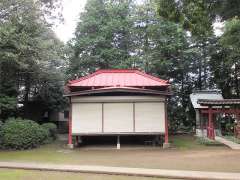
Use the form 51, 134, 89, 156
104, 103, 133, 132
72, 103, 102, 134
135, 102, 165, 133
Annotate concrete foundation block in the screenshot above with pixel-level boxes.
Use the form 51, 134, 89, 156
67, 144, 74, 149
163, 143, 170, 149
117, 143, 120, 149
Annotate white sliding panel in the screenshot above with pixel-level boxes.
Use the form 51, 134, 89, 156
135, 102, 165, 133
72, 103, 102, 134
104, 103, 133, 133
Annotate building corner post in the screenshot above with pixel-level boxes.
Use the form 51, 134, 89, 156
163, 99, 170, 149
68, 97, 73, 149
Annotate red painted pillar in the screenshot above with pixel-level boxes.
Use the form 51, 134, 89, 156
208, 106, 215, 140
164, 100, 169, 144
68, 98, 72, 145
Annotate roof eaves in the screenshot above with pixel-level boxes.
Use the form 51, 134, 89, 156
197, 99, 240, 105
64, 87, 172, 97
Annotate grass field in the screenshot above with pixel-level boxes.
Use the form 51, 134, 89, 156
0, 169, 176, 180
0, 135, 239, 173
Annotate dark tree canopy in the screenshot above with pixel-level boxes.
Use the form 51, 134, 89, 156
157, 0, 240, 36
0, 0, 66, 120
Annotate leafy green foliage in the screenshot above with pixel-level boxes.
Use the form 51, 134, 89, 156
0, 118, 49, 150
157, 0, 214, 36
156, 0, 240, 129
0, 0, 67, 120
68, 0, 134, 77
68, 0, 205, 131
210, 18, 240, 98
0, 95, 17, 119
41, 122, 57, 141
156, 0, 240, 36
213, 0, 240, 20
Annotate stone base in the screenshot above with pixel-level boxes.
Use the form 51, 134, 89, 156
117, 143, 120, 150
163, 143, 170, 149
67, 144, 74, 149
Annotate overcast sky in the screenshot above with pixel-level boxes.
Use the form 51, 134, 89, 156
53, 0, 87, 43
53, 0, 223, 43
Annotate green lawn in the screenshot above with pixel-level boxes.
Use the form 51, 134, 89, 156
170, 135, 206, 149
170, 135, 224, 149
0, 169, 175, 180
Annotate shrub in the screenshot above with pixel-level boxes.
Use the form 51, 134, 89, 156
41, 122, 57, 142
1, 118, 49, 150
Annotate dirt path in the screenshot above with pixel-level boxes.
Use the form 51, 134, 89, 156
68, 148, 240, 172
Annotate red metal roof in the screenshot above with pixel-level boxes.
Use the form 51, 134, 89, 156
68, 69, 169, 87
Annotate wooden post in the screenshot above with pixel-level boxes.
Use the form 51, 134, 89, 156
208, 106, 215, 140
195, 109, 200, 135
163, 99, 170, 148
68, 98, 73, 148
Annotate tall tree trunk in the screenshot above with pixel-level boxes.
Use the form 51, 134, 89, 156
198, 56, 202, 90
203, 46, 207, 89
235, 63, 240, 97
23, 74, 31, 117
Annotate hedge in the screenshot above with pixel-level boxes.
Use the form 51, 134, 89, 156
41, 122, 57, 142
0, 118, 49, 150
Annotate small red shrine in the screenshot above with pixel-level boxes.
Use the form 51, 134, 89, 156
198, 99, 240, 139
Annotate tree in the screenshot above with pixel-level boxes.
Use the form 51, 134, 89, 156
156, 0, 240, 36
156, 0, 214, 36
68, 0, 134, 78
68, 0, 200, 130
211, 18, 240, 98
156, 0, 240, 129
0, 0, 66, 120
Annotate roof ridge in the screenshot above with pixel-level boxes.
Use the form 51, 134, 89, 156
95, 69, 139, 73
